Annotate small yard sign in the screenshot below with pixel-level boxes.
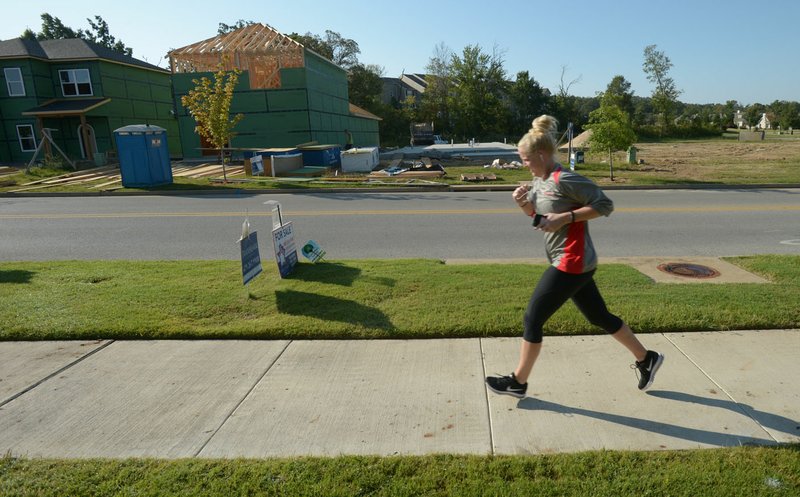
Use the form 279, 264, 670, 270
272, 221, 298, 278
240, 231, 263, 285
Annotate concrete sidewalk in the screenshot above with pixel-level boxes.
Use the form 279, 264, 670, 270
0, 330, 797, 459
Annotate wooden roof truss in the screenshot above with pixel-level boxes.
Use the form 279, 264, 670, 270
168, 23, 305, 89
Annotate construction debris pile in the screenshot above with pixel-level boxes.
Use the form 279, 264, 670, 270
484, 158, 522, 169
369, 158, 446, 179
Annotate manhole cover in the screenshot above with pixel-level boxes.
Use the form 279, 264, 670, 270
657, 263, 720, 279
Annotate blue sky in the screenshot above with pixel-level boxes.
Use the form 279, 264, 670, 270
4, 0, 797, 105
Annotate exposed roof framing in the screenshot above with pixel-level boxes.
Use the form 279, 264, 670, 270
168, 23, 305, 89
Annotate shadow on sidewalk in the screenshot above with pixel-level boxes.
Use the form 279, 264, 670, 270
516, 396, 775, 448
647, 390, 800, 439
275, 290, 395, 331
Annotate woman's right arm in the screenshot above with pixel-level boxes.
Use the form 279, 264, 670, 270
512, 185, 535, 217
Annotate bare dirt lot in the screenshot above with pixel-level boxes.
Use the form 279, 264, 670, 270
577, 136, 800, 185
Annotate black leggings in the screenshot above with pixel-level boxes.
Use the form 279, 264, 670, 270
523, 266, 623, 343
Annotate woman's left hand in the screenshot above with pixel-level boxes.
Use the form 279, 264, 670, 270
536, 212, 572, 232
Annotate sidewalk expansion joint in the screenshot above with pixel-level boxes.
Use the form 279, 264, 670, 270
478, 338, 496, 456
193, 340, 292, 457
0, 339, 115, 409
662, 333, 779, 444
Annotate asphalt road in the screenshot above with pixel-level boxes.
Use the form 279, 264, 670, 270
1, 188, 799, 261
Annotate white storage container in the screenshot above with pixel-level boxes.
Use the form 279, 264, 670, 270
341, 147, 379, 172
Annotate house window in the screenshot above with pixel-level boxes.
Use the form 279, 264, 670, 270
4, 67, 25, 96
59, 69, 93, 96
16, 125, 37, 152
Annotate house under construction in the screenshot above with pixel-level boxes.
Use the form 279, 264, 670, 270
168, 23, 380, 158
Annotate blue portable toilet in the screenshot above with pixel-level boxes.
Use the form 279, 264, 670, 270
113, 125, 173, 187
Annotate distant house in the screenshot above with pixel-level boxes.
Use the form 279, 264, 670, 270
168, 23, 380, 158
733, 110, 747, 129
381, 73, 428, 105
757, 113, 771, 130
0, 37, 180, 164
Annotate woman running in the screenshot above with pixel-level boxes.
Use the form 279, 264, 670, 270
485, 115, 664, 398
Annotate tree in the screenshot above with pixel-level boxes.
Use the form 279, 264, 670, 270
642, 44, 681, 134
348, 64, 384, 112
586, 104, 637, 181
508, 70, 549, 135
286, 30, 360, 70
744, 103, 766, 129
218, 19, 256, 34
181, 65, 244, 182
769, 100, 800, 129
448, 44, 509, 140
417, 42, 454, 135
601, 75, 634, 120
22, 13, 132, 56
553, 65, 582, 129
83, 16, 132, 56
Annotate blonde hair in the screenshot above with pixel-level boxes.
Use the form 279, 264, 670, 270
518, 115, 559, 155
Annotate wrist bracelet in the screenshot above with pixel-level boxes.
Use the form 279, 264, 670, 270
570, 211, 576, 223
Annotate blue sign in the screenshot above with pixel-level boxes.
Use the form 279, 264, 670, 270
240, 232, 263, 285
272, 221, 298, 278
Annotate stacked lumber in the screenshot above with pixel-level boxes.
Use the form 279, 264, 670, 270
172, 163, 245, 179
9, 166, 120, 192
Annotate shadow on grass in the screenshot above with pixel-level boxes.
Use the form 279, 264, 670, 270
647, 390, 800, 439
288, 262, 397, 288
517, 397, 775, 447
288, 262, 363, 286
276, 290, 395, 330
0, 270, 35, 284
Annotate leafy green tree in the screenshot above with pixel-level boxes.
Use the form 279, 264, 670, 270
508, 70, 549, 136
642, 44, 680, 134
586, 104, 637, 181
22, 13, 132, 56
348, 63, 384, 112
218, 19, 256, 34
601, 75, 635, 120
181, 65, 244, 181
287, 30, 360, 70
769, 100, 800, 129
448, 44, 509, 140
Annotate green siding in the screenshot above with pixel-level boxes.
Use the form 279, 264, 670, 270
279, 68, 306, 88
267, 90, 308, 111
0, 55, 182, 163
173, 50, 379, 159
230, 92, 268, 113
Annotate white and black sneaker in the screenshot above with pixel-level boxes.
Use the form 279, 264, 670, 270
485, 373, 527, 398
633, 350, 664, 391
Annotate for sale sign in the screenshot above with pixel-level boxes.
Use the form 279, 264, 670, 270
272, 221, 297, 278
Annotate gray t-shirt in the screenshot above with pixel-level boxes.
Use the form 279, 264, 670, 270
526, 165, 614, 274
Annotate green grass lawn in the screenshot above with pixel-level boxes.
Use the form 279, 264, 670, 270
2, 447, 798, 496
1, 256, 798, 340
